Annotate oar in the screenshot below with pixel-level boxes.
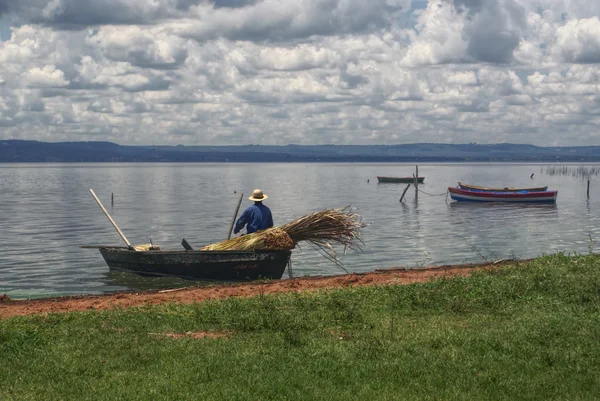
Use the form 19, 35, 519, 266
80, 245, 130, 249
89, 189, 135, 251
227, 192, 244, 240
181, 238, 193, 251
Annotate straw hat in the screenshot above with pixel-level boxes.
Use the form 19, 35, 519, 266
249, 189, 268, 201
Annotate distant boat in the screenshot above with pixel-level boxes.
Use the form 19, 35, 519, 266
377, 176, 425, 184
448, 187, 557, 203
458, 182, 548, 192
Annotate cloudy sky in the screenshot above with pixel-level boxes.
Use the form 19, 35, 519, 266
0, 0, 599, 146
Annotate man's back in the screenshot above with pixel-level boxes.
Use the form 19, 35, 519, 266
234, 203, 273, 234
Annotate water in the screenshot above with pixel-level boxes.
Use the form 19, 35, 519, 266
1, 162, 599, 300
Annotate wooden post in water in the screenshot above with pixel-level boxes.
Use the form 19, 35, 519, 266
414, 165, 419, 201
587, 180, 590, 198
415, 165, 419, 190
111, 193, 114, 207
399, 184, 411, 202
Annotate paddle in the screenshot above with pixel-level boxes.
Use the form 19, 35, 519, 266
227, 192, 244, 240
89, 189, 136, 251
181, 238, 193, 251
80, 245, 130, 249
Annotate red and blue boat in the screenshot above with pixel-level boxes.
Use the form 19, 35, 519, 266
458, 182, 548, 192
448, 187, 558, 203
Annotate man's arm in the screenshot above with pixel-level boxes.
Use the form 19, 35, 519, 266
234, 209, 249, 234
267, 209, 274, 228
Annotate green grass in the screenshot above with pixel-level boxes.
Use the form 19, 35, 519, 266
2, 252, 600, 400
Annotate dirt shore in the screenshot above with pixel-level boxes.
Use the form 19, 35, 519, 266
0, 261, 514, 319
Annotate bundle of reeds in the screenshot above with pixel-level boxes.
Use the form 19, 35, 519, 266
279, 207, 364, 251
201, 228, 296, 251
133, 243, 160, 251
200, 207, 364, 257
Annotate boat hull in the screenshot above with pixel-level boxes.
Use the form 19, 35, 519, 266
458, 182, 548, 192
448, 187, 557, 203
99, 248, 291, 281
377, 176, 425, 183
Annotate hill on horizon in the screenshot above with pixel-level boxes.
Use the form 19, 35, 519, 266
0, 140, 599, 162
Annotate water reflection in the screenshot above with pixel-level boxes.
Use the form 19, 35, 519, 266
445, 201, 560, 263
447, 201, 558, 211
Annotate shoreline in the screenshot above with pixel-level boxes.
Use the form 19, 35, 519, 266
0, 259, 522, 319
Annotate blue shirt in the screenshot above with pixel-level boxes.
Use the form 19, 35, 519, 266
234, 203, 274, 234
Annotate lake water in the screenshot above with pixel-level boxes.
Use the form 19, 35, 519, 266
1, 162, 599, 300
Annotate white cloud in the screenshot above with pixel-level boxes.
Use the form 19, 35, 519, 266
401, 1, 467, 66
86, 25, 188, 68
461, 0, 526, 63
3, 0, 183, 28
23, 65, 69, 87
170, 0, 411, 42
555, 17, 600, 63
250, 45, 341, 71
447, 71, 478, 86
0, 0, 598, 145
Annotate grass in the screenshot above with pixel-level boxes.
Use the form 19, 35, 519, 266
1, 252, 600, 400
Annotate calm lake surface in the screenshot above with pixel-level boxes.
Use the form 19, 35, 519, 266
1, 162, 599, 300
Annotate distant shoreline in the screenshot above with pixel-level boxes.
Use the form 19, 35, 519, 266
1, 159, 600, 163
1, 140, 600, 163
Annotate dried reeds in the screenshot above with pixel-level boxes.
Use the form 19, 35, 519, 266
201, 207, 365, 261
133, 243, 161, 251
280, 207, 365, 271
201, 228, 295, 251
541, 165, 600, 179
280, 207, 364, 252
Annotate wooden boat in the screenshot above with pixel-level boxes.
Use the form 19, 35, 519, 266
377, 176, 425, 184
448, 187, 557, 203
85, 189, 291, 281
94, 247, 291, 281
458, 182, 548, 192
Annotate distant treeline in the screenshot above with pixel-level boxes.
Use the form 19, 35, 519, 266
1, 140, 600, 162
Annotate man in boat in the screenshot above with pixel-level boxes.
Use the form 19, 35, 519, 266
233, 189, 274, 235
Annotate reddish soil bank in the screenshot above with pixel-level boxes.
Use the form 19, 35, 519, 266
0, 261, 516, 319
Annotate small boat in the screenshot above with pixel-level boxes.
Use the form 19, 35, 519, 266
93, 247, 291, 281
84, 189, 292, 281
377, 176, 425, 184
448, 187, 558, 203
458, 182, 548, 192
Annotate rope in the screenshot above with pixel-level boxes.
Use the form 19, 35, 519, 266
417, 188, 448, 196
